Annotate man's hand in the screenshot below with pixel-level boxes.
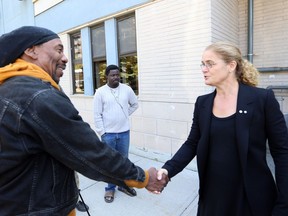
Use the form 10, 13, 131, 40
145, 167, 169, 194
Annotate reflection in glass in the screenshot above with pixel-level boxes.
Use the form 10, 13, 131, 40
117, 15, 138, 95
71, 32, 84, 94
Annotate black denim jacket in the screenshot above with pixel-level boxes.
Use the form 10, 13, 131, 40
0, 76, 145, 215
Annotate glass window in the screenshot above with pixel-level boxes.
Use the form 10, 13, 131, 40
91, 25, 106, 58
70, 32, 84, 94
91, 25, 106, 91
119, 55, 138, 94
117, 15, 138, 94
93, 61, 107, 90
118, 15, 137, 55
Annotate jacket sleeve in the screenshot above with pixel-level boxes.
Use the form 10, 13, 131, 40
93, 89, 105, 136
265, 89, 288, 215
23, 89, 147, 187
127, 86, 138, 116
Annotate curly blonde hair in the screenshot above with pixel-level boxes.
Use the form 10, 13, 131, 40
205, 41, 259, 86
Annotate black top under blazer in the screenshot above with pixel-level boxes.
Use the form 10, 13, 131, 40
163, 83, 288, 216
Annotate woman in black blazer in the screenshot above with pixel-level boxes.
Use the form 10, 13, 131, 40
158, 42, 288, 216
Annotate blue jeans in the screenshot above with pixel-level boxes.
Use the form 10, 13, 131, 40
101, 130, 130, 192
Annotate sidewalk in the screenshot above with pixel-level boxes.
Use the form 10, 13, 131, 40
76, 153, 199, 216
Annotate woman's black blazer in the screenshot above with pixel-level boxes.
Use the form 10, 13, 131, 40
163, 83, 288, 216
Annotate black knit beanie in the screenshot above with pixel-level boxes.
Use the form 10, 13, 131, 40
0, 26, 60, 67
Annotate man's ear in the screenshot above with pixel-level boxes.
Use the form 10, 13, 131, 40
23, 46, 38, 59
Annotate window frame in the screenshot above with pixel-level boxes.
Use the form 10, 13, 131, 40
91, 24, 107, 91
70, 32, 84, 94
116, 14, 138, 95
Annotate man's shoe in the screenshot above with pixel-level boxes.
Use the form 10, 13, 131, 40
104, 190, 115, 203
76, 200, 89, 212
118, 187, 137, 197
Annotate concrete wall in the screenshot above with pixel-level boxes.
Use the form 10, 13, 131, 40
211, 0, 239, 44
0, 0, 34, 33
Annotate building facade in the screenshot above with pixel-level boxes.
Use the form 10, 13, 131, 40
1, 0, 288, 166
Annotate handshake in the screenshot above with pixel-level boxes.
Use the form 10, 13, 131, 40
145, 167, 170, 194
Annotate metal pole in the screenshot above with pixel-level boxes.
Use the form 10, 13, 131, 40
78, 190, 91, 216
247, 0, 254, 63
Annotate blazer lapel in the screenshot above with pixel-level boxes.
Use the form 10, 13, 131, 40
235, 84, 255, 174
197, 91, 215, 183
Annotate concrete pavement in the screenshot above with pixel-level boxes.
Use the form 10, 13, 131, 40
75, 148, 275, 216
76, 153, 199, 216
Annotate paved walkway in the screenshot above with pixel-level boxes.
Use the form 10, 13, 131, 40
76, 153, 199, 216
75, 151, 275, 216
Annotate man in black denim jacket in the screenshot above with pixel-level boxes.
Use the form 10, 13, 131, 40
0, 26, 168, 215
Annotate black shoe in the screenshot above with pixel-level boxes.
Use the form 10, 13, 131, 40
76, 200, 89, 212
118, 187, 137, 197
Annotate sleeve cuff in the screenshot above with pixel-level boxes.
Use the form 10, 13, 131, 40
124, 170, 149, 188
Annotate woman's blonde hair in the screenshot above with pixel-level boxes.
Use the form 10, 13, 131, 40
205, 41, 259, 86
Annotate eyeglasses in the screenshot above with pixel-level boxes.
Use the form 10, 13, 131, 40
200, 62, 217, 70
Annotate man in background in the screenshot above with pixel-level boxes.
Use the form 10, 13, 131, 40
93, 64, 139, 203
